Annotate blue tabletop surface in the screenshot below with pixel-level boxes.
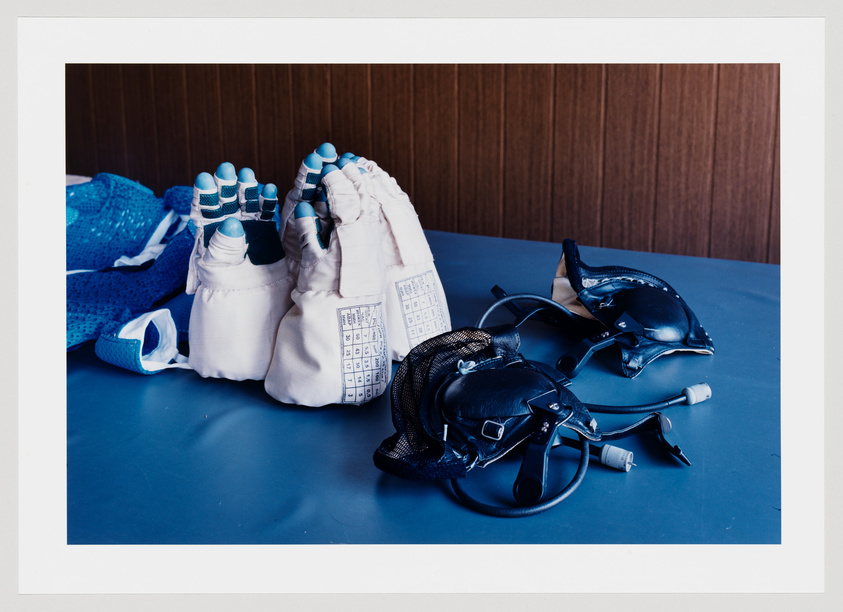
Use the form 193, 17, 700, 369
66, 230, 781, 545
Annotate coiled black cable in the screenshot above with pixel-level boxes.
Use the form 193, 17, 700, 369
449, 436, 590, 518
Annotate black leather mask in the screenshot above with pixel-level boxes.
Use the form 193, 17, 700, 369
553, 239, 714, 378
491, 239, 714, 378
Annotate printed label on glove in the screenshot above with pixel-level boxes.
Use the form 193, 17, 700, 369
396, 271, 448, 346
339, 303, 389, 404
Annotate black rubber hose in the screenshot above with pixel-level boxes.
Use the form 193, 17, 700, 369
449, 437, 590, 518
585, 395, 687, 414
475, 293, 583, 329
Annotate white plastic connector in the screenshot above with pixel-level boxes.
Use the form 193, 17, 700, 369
599, 445, 635, 472
682, 383, 712, 405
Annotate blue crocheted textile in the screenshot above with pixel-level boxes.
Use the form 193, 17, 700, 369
66, 173, 194, 351
66, 227, 194, 350
66, 173, 192, 271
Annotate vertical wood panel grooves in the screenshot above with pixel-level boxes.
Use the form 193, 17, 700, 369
500, 65, 508, 238
409, 64, 415, 198
550, 65, 556, 229
178, 65, 191, 172
766, 67, 781, 260
84, 65, 98, 168
249, 65, 259, 170
326, 65, 333, 136
707, 64, 721, 258
453, 65, 460, 233
455, 65, 459, 233
214, 65, 223, 156
65, 63, 780, 263
147, 65, 161, 187
599, 63, 608, 244
549, 65, 557, 237
136, 64, 160, 187
367, 65, 373, 153
116, 66, 129, 175
498, 65, 506, 237
651, 64, 663, 253
286, 65, 294, 168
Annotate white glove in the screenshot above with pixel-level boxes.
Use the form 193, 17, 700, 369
278, 143, 339, 282
187, 165, 294, 381
265, 162, 390, 406
342, 154, 451, 361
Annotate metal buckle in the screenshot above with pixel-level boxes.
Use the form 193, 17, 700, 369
481, 420, 505, 441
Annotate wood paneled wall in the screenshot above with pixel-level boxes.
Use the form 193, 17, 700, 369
65, 63, 780, 263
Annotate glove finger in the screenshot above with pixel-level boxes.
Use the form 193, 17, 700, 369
192, 170, 220, 216
314, 141, 339, 166
292, 153, 324, 202
191, 171, 224, 247
294, 201, 326, 264
237, 167, 261, 218
259, 183, 278, 222
204, 217, 247, 265
310, 142, 339, 218
214, 162, 239, 217
320, 164, 361, 225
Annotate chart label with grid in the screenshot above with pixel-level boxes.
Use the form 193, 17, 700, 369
338, 303, 389, 404
396, 271, 448, 347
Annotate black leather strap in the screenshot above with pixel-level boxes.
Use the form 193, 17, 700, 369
450, 434, 590, 518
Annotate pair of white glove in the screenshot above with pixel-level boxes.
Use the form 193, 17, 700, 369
186, 145, 451, 407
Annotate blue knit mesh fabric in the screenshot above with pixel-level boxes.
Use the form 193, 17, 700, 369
66, 173, 189, 271
161, 185, 193, 217
66, 228, 194, 350
92, 335, 147, 374
66, 302, 133, 350
65, 170, 195, 351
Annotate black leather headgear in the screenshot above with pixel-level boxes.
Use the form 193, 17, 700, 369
374, 325, 705, 517
551, 239, 714, 378
493, 239, 714, 378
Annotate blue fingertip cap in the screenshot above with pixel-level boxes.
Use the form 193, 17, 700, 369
195, 172, 215, 190
238, 167, 256, 183
340, 152, 355, 159
262, 183, 278, 199
304, 153, 323, 170
359, 167, 368, 174
216, 162, 236, 180
294, 201, 317, 218
337, 158, 351, 169
321, 164, 339, 177
218, 217, 245, 238
316, 142, 337, 158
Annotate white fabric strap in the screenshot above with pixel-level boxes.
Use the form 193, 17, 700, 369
336, 220, 385, 298
120, 310, 191, 372
94, 309, 192, 375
